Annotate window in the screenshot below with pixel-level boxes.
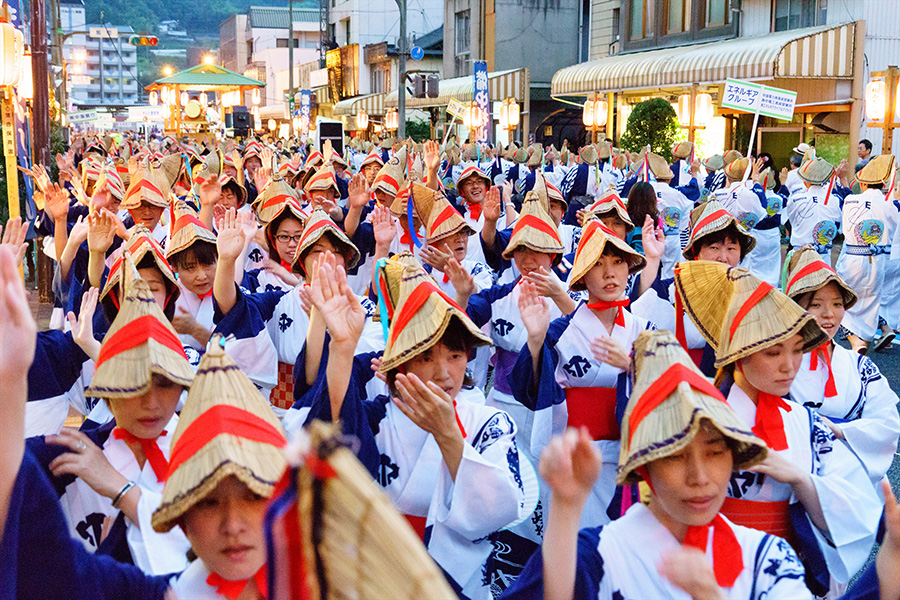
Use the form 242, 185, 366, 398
454, 10, 470, 77
705, 0, 728, 27
665, 0, 690, 34
631, 0, 652, 39
773, 0, 819, 31
276, 38, 288, 48
344, 19, 350, 45
370, 63, 390, 93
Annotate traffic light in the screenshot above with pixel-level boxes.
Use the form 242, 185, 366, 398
426, 74, 439, 98
409, 74, 440, 99
413, 74, 425, 98
129, 35, 158, 46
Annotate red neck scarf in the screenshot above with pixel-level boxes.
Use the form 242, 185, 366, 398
112, 428, 169, 482
809, 343, 837, 398
197, 289, 213, 300
751, 392, 792, 451
586, 298, 629, 326
399, 230, 414, 250
207, 566, 267, 600
442, 272, 450, 283
466, 202, 482, 221
683, 514, 744, 588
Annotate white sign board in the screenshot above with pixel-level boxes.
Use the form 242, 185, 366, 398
309, 68, 329, 89
89, 27, 118, 39
127, 105, 166, 122
68, 109, 99, 124
447, 98, 465, 119
721, 78, 797, 121
69, 75, 91, 86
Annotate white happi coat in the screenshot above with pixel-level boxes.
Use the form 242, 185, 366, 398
579, 504, 812, 599
170, 559, 240, 600
58, 415, 191, 575
725, 385, 881, 585
790, 344, 900, 486
785, 184, 842, 258
652, 181, 694, 280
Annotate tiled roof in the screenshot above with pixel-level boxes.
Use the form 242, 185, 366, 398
248, 5, 320, 29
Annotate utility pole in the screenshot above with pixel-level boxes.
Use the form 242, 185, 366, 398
288, 0, 294, 137
31, 0, 50, 169
395, 0, 406, 139
99, 11, 105, 102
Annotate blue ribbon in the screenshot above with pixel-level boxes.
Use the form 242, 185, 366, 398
374, 258, 391, 343
406, 194, 423, 248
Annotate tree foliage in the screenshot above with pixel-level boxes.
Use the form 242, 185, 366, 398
85, 0, 285, 37
619, 98, 680, 162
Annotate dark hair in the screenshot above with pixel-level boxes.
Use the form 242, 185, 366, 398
790, 154, 803, 168
600, 242, 633, 263
626, 182, 658, 228
291, 230, 352, 276
690, 223, 750, 261
100, 254, 178, 322
265, 212, 304, 263
860, 139, 873, 151
168, 240, 218, 271
867, 182, 884, 190
385, 317, 477, 394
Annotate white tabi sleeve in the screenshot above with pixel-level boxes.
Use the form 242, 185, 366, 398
803, 410, 881, 584
125, 486, 191, 575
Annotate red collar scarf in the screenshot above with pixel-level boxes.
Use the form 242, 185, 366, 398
112, 428, 169, 482
751, 391, 792, 451
466, 202, 483, 221
399, 230, 413, 250
809, 344, 837, 398
207, 566, 267, 600
586, 298, 629, 326
683, 514, 744, 588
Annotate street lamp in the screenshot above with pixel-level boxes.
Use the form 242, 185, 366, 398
203, 55, 215, 65
162, 65, 173, 77
582, 94, 607, 144
499, 97, 519, 135
865, 66, 900, 152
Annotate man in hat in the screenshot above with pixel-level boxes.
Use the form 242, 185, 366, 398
837, 155, 899, 354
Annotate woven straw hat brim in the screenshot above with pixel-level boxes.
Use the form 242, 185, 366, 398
798, 158, 834, 185
648, 153, 671, 180
785, 249, 858, 309
152, 343, 286, 533
501, 194, 565, 262
121, 170, 171, 210
457, 169, 491, 187
723, 150, 743, 165
580, 145, 598, 165
166, 210, 217, 259
360, 153, 384, 168
858, 154, 895, 184
100, 235, 178, 304
569, 221, 646, 291
597, 142, 612, 160
725, 158, 750, 180
262, 203, 309, 238
380, 267, 491, 373
618, 331, 768, 485
590, 200, 635, 231
683, 204, 756, 260
292, 212, 361, 272
672, 142, 693, 159
702, 155, 724, 171
255, 180, 301, 224
159, 154, 185, 188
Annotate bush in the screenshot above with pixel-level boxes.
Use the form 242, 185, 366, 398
405, 118, 431, 142
619, 98, 680, 162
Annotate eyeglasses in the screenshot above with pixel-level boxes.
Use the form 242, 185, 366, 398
275, 234, 303, 243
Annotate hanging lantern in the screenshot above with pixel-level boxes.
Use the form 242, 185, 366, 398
149, 90, 158, 106
17, 51, 32, 100
507, 99, 520, 128
677, 94, 692, 126
199, 92, 208, 106
356, 109, 368, 130
499, 103, 508, 130
694, 92, 714, 126
582, 100, 594, 128
865, 79, 886, 122
252, 88, 261, 105
180, 91, 189, 106
593, 99, 607, 128
159, 87, 168, 105
0, 24, 24, 87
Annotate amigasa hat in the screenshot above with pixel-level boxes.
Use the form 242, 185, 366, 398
420, 184, 474, 246
88, 251, 193, 399
166, 199, 217, 259
256, 173, 302, 224
532, 171, 567, 211
682, 200, 756, 260
372, 146, 407, 197
502, 192, 564, 264
151, 338, 287, 532
783, 245, 857, 309
618, 329, 767, 485
797, 157, 834, 186
858, 154, 895, 185
101, 225, 179, 307
121, 161, 172, 210
673, 261, 827, 368
569, 217, 646, 291
586, 190, 634, 232
292, 207, 360, 275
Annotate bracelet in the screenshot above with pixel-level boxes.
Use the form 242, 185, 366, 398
112, 481, 136, 508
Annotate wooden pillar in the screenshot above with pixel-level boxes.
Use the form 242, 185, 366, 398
688, 83, 697, 143
606, 92, 614, 141
848, 21, 866, 162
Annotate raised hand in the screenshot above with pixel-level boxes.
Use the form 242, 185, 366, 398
347, 172, 370, 209
500, 180, 514, 205
68, 215, 89, 247
215, 207, 246, 263
308, 257, 365, 346
0, 245, 36, 380
239, 209, 259, 242
87, 209, 117, 254
393, 372, 462, 442
445, 257, 475, 297
524, 266, 565, 300
518, 279, 550, 340
46, 428, 128, 500
197, 176, 222, 207
66, 286, 100, 362
419, 243, 453, 273
539, 427, 602, 505
590, 336, 630, 371
30, 164, 53, 193
212, 203, 227, 229
372, 204, 396, 249
45, 183, 71, 223
483, 185, 502, 224
423, 140, 441, 172
641, 214, 666, 261
0, 217, 28, 265
779, 166, 789, 183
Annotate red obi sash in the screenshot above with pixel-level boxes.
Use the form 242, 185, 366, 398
563, 386, 618, 441
720, 497, 793, 543
687, 347, 705, 367
403, 514, 428, 541
269, 361, 295, 410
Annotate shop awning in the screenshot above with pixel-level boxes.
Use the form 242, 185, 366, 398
551, 22, 857, 97
385, 68, 529, 109
332, 92, 386, 117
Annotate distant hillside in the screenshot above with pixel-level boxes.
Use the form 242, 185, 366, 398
85, 0, 289, 37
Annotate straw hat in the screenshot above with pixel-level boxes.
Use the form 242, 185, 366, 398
725, 157, 750, 180
114, 159, 131, 189
526, 144, 542, 168
579, 145, 598, 165
302, 150, 325, 172
122, 162, 172, 210
373, 251, 428, 317
151, 338, 287, 532
81, 157, 102, 188
647, 152, 672, 180
97, 163, 126, 202
784, 245, 857, 309
501, 192, 564, 264
597, 141, 612, 161
569, 217, 646, 291
409, 154, 424, 183
617, 330, 767, 485
101, 226, 179, 306
723, 150, 742, 166
456, 165, 491, 189
513, 147, 528, 164
532, 171, 567, 211
219, 174, 248, 208
372, 146, 407, 197
256, 173, 301, 224
682, 200, 756, 260
673, 261, 827, 368
612, 153, 627, 170
672, 141, 694, 160
797, 157, 834, 186
586, 190, 634, 231
292, 207, 360, 275
243, 141, 263, 160
166, 199, 216, 259
758, 168, 776, 190
84, 139, 107, 156
421, 185, 474, 246
858, 154, 895, 185
378, 259, 491, 373
792, 142, 812, 156
702, 154, 724, 172
304, 163, 340, 195
360, 151, 384, 169
88, 252, 193, 399
192, 147, 223, 187
159, 153, 188, 189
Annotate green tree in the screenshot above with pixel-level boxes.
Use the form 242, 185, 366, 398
619, 98, 680, 162
405, 118, 431, 143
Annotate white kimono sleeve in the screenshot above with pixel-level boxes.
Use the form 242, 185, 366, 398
126, 486, 191, 575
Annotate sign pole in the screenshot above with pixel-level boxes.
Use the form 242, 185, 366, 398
442, 113, 459, 146
1, 89, 19, 222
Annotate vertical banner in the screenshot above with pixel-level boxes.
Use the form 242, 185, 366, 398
473, 60, 490, 145
8, 0, 32, 224
299, 89, 311, 135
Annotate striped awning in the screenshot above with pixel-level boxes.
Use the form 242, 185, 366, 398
385, 68, 529, 109
332, 92, 386, 117
552, 22, 857, 97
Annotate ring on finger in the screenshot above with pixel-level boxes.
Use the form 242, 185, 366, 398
78, 441, 88, 452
